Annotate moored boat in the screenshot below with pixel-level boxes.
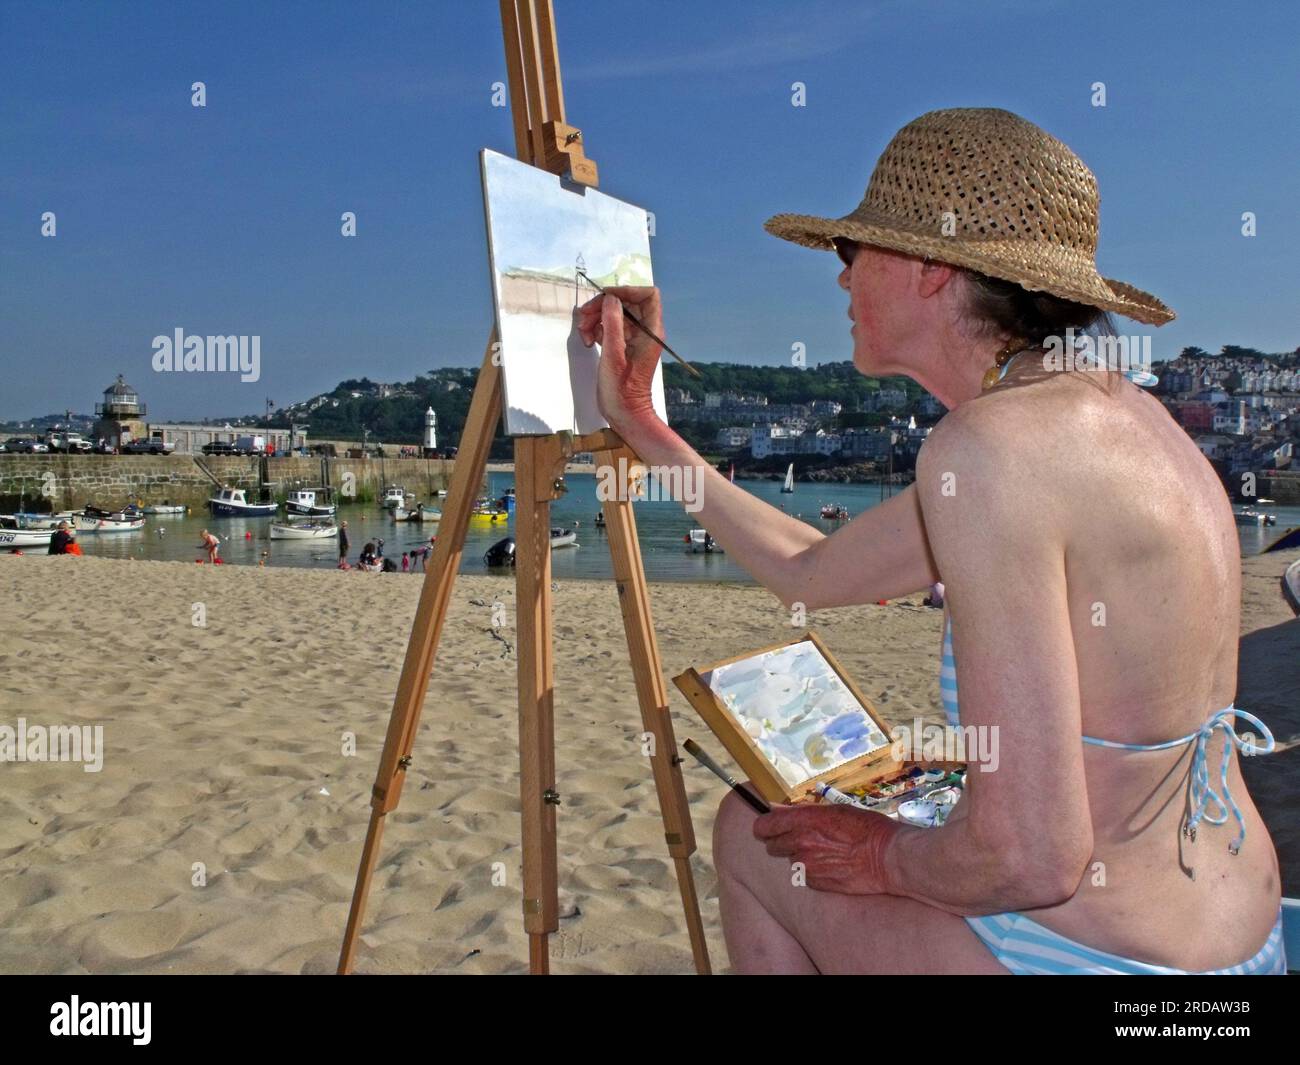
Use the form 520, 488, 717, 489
1234, 507, 1276, 527
10, 511, 78, 530
270, 521, 338, 540
394, 503, 442, 522
284, 489, 336, 517
142, 503, 187, 514
208, 487, 278, 517
470, 499, 509, 522
0, 517, 56, 549
820, 503, 849, 521
382, 485, 408, 510
76, 507, 145, 533
550, 527, 577, 548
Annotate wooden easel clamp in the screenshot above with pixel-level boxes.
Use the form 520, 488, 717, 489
337, 0, 710, 976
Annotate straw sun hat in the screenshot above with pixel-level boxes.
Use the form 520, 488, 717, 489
765, 107, 1174, 327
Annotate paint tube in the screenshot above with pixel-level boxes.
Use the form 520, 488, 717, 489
813, 783, 873, 810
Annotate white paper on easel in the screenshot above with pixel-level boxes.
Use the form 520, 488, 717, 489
480, 148, 670, 436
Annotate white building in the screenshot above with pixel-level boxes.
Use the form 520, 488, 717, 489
750, 426, 800, 458
716, 427, 753, 450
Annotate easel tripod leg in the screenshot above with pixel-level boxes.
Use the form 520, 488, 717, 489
514, 434, 561, 973
336, 339, 502, 974
597, 446, 712, 974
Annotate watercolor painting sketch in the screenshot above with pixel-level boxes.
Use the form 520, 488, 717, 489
700, 641, 892, 789
480, 148, 669, 435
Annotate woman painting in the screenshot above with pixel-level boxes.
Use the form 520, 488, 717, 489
578, 108, 1283, 975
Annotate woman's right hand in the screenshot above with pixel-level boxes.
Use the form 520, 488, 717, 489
577, 286, 667, 438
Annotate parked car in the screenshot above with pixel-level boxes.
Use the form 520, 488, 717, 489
6, 438, 49, 453
123, 437, 175, 455
201, 441, 239, 456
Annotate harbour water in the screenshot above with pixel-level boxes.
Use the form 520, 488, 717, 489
36, 470, 1300, 584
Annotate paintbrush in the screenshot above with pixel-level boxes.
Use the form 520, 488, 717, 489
576, 268, 702, 379
683, 738, 770, 814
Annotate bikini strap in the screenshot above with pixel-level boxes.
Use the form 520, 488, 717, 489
1083, 707, 1276, 854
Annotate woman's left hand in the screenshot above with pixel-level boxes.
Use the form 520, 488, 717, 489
752, 803, 901, 895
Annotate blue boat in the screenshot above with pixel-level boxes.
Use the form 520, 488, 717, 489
208, 486, 277, 517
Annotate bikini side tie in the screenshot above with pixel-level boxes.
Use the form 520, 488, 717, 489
1082, 707, 1276, 854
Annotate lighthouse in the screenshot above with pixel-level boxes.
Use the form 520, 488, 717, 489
423, 406, 437, 455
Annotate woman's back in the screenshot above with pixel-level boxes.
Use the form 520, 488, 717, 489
965, 369, 1280, 969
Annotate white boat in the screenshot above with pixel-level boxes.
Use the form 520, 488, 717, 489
142, 503, 187, 515
9, 511, 78, 530
0, 517, 56, 549
1234, 507, 1277, 527
270, 521, 338, 540
686, 528, 723, 554
781, 463, 795, 493
393, 504, 442, 523
208, 487, 278, 517
285, 489, 336, 517
76, 508, 145, 533
550, 527, 577, 549
382, 485, 408, 509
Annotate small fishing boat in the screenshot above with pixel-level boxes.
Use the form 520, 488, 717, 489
685, 528, 723, 554
10, 511, 78, 530
781, 463, 795, 494
470, 499, 509, 522
0, 517, 56, 549
820, 503, 850, 521
270, 521, 338, 540
142, 503, 187, 515
285, 489, 336, 517
208, 487, 278, 517
1234, 507, 1277, 527
382, 485, 408, 509
550, 527, 577, 549
1283, 558, 1300, 616
76, 507, 145, 533
393, 504, 442, 523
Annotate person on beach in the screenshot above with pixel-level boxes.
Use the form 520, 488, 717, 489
401, 551, 410, 573
48, 521, 73, 555
198, 529, 220, 564
578, 108, 1283, 975
338, 520, 350, 565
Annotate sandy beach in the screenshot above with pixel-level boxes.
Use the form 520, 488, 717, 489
0, 549, 1296, 974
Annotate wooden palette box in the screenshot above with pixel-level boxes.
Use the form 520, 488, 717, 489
672, 631, 961, 806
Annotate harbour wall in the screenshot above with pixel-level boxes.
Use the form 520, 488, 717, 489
0, 454, 455, 510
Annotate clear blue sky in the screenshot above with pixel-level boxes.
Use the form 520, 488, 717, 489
1, 0, 1296, 421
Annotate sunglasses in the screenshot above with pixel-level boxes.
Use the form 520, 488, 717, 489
833, 237, 861, 269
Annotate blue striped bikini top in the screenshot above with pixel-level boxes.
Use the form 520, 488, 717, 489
939, 616, 1274, 854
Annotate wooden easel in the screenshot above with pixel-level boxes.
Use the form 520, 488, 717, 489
337, 0, 710, 976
